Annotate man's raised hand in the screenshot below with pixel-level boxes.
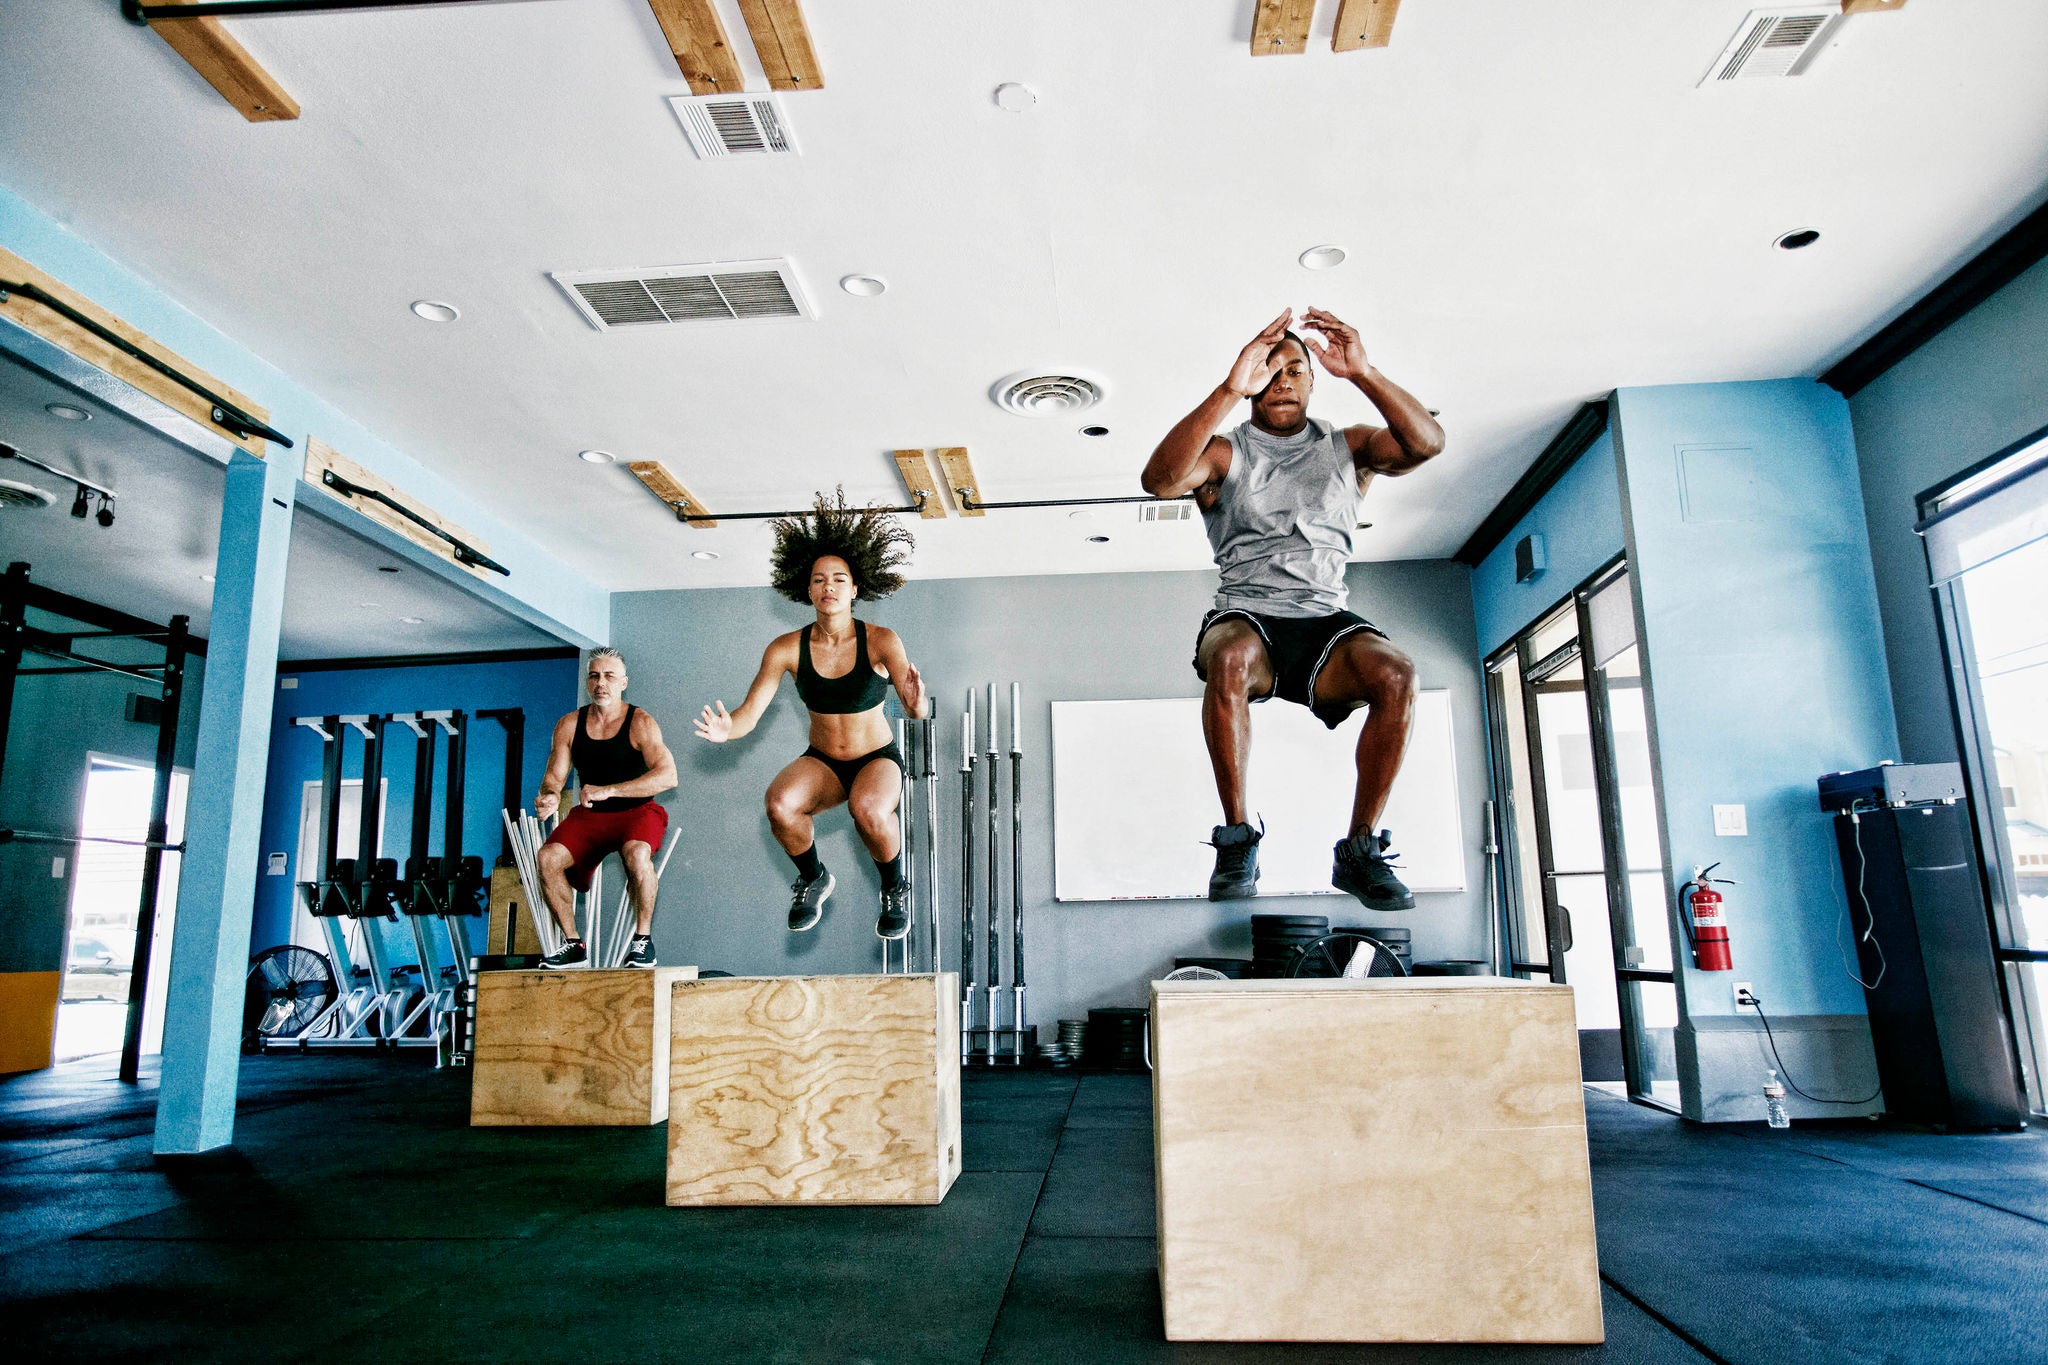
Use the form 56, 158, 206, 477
1302, 308, 1370, 381
693, 700, 733, 743
1225, 309, 1294, 398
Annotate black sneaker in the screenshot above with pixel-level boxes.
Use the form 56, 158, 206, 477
1332, 830, 1415, 911
789, 867, 835, 932
622, 935, 656, 968
1207, 822, 1262, 900
540, 938, 587, 969
876, 884, 911, 940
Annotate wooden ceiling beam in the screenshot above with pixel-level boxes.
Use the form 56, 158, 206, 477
148, 1, 298, 122
1251, 0, 1316, 56
1840, 0, 1906, 13
892, 450, 948, 518
935, 448, 983, 517
645, 0, 745, 95
1332, 0, 1400, 52
739, 0, 823, 91
629, 460, 718, 528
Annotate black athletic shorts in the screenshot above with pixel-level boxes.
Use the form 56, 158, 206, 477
1193, 607, 1388, 730
801, 740, 903, 795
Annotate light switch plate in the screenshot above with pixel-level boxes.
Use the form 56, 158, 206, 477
1713, 804, 1748, 837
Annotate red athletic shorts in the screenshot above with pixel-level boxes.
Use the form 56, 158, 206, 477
543, 803, 668, 891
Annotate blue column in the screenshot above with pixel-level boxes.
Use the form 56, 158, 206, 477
155, 444, 299, 1154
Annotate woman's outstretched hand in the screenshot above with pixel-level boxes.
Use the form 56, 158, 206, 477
694, 700, 733, 743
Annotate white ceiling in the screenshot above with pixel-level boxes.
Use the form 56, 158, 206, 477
0, 355, 566, 659
1, 1, 2045, 594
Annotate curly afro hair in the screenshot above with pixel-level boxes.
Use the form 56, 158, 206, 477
768, 487, 915, 605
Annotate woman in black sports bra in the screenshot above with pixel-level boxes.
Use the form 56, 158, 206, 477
694, 492, 927, 941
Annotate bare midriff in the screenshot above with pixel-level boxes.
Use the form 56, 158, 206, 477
807, 704, 894, 759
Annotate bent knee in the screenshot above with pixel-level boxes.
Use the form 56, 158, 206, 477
537, 843, 572, 871
1204, 639, 1266, 692
1368, 648, 1417, 704
850, 799, 895, 834
622, 843, 656, 873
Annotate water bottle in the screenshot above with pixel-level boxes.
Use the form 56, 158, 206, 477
1764, 1070, 1789, 1129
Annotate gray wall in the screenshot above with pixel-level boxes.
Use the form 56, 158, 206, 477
1849, 254, 2048, 766
614, 560, 1490, 1027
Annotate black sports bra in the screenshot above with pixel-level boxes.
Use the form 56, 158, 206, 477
795, 620, 891, 714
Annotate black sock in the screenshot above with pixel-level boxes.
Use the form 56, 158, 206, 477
876, 852, 904, 890
791, 844, 821, 880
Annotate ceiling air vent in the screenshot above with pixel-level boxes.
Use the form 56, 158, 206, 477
668, 93, 800, 160
1700, 7, 1846, 85
549, 259, 815, 331
991, 372, 1107, 417
1139, 503, 1195, 524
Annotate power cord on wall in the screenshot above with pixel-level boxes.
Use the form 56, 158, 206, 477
1737, 987, 1881, 1106
1838, 804, 1888, 991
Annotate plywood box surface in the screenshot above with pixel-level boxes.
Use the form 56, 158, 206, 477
1151, 977, 1603, 1344
469, 966, 697, 1126
667, 973, 961, 1206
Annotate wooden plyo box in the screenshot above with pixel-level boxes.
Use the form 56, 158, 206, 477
469, 966, 698, 1126
666, 973, 961, 1206
1151, 977, 1603, 1345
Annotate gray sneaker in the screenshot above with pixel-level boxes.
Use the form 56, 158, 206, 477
876, 884, 911, 940
1207, 822, 1262, 900
1332, 829, 1415, 911
621, 934, 656, 968
788, 867, 835, 932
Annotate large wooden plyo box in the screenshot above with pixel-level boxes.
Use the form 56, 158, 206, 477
1151, 977, 1603, 1345
666, 973, 961, 1206
469, 966, 698, 1126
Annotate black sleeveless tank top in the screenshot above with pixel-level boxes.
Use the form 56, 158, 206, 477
796, 620, 891, 714
570, 704, 649, 811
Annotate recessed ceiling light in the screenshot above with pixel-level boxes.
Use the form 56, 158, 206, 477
399, 616, 424, 625
376, 564, 401, 573
410, 299, 461, 323
1067, 510, 1095, 522
1298, 245, 1347, 271
691, 550, 720, 561
1775, 228, 1821, 251
994, 82, 1037, 112
839, 275, 887, 297
578, 449, 616, 464
358, 601, 380, 609
45, 403, 90, 421
1087, 535, 1110, 544
1080, 425, 1110, 438
200, 573, 215, 583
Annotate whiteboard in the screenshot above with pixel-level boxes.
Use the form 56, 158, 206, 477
1051, 691, 1465, 901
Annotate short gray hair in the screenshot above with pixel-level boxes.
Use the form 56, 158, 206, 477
588, 646, 625, 669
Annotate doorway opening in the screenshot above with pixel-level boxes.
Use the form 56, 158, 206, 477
1486, 558, 1680, 1111
56, 756, 190, 1063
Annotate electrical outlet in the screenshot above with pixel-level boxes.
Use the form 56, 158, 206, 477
1734, 982, 1756, 1007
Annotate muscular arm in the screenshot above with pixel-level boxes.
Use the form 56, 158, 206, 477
1141, 390, 1235, 499
534, 713, 576, 819
1343, 366, 1445, 478
695, 636, 794, 744
870, 626, 927, 719
1143, 309, 1294, 499
579, 711, 678, 806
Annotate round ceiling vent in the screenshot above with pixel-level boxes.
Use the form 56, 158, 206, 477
991, 371, 1106, 417
0, 479, 56, 509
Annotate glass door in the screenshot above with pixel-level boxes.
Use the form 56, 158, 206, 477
1921, 427, 2048, 1111
1485, 559, 1677, 1109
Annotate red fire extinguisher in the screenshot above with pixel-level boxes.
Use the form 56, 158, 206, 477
1681, 863, 1735, 973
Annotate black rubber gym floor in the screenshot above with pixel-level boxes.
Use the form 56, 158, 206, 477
4, 1056, 2047, 1362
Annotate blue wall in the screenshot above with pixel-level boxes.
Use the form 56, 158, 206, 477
1471, 424, 1625, 654
252, 656, 578, 962
1848, 255, 2048, 768
1614, 381, 1898, 1021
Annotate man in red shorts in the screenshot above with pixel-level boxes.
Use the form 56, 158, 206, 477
534, 647, 678, 968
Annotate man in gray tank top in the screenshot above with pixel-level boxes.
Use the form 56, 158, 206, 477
1142, 309, 1444, 910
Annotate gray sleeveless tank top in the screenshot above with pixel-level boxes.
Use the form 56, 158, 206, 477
1201, 417, 1358, 617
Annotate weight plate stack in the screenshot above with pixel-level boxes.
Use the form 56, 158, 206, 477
1082, 1007, 1149, 1072
1250, 913, 1329, 978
